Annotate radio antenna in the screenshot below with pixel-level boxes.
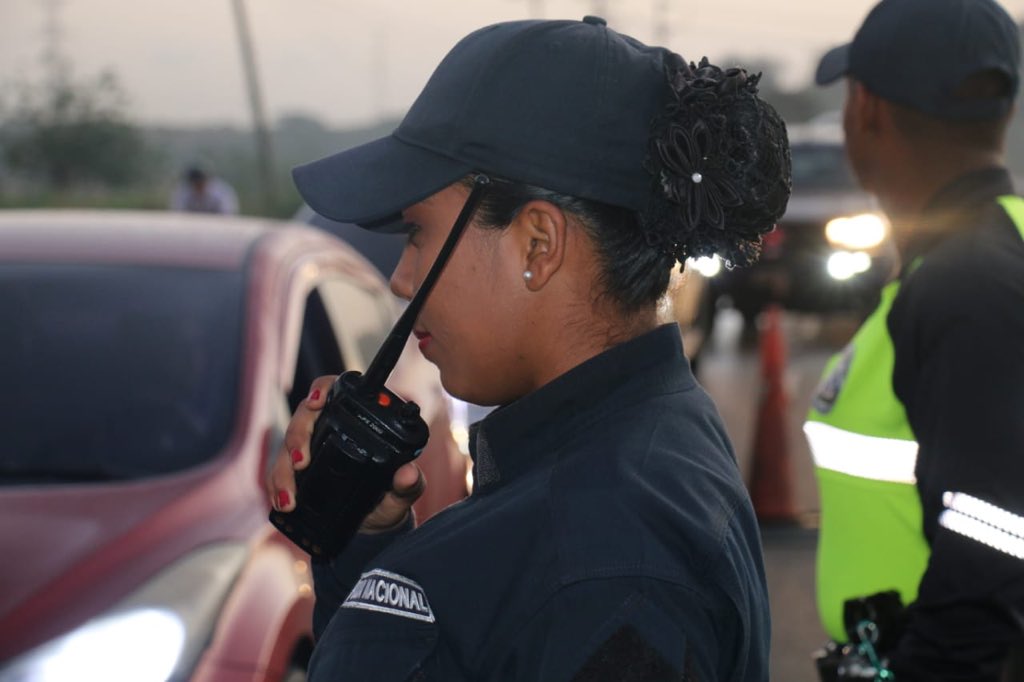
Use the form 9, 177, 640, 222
361, 174, 490, 391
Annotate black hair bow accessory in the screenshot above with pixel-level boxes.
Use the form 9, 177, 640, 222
644, 56, 766, 260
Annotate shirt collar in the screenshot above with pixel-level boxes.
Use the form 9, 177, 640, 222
468, 323, 693, 493
904, 166, 1015, 264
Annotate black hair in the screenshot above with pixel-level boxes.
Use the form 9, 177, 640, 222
185, 166, 208, 183
468, 179, 674, 313
644, 55, 791, 269
465, 54, 791, 316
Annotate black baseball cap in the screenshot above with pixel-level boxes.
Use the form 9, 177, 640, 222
293, 17, 671, 228
815, 0, 1021, 120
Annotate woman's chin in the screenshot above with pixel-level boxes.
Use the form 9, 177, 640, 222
441, 376, 499, 408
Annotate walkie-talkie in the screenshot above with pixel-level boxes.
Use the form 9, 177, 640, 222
269, 175, 489, 559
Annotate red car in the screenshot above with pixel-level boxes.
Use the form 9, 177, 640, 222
0, 211, 468, 681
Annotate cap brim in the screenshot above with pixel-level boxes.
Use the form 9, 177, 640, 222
815, 43, 851, 86
292, 135, 473, 231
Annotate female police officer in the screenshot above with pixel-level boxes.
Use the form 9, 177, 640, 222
268, 16, 790, 681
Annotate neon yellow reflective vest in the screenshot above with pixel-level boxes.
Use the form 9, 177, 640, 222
804, 194, 1024, 641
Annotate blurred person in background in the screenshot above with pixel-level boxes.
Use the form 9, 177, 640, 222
806, 0, 1024, 679
268, 16, 790, 681
169, 164, 239, 214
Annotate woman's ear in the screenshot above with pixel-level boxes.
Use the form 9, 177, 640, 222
510, 200, 568, 290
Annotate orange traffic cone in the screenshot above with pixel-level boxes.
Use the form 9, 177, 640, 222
747, 304, 798, 523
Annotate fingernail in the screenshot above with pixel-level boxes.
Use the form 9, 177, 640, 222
277, 490, 291, 509
309, 389, 321, 401
291, 449, 303, 465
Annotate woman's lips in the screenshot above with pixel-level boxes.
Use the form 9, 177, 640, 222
414, 331, 431, 351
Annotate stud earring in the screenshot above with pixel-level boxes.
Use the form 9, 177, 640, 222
523, 271, 534, 281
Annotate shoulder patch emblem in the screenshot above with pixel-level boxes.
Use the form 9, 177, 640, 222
812, 344, 854, 415
342, 569, 435, 623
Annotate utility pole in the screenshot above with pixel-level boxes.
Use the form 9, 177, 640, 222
230, 0, 276, 214
653, 0, 670, 46
372, 26, 389, 119
40, 0, 69, 90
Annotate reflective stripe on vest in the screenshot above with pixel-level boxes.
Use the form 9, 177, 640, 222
804, 279, 928, 641
805, 193, 1024, 641
803, 421, 917, 483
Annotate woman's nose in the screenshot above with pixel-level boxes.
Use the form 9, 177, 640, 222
389, 247, 415, 301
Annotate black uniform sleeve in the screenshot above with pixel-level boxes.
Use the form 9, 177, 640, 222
310, 515, 414, 639
490, 577, 745, 682
888, 252, 1024, 680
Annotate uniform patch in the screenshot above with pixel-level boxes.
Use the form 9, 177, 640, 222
812, 344, 854, 415
342, 569, 435, 623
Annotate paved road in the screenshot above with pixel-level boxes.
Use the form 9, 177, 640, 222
761, 526, 825, 682
697, 309, 861, 681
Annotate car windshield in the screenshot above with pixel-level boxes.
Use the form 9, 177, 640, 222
790, 142, 858, 191
0, 263, 245, 484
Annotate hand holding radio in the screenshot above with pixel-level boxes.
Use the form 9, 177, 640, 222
267, 346, 435, 559
266, 374, 426, 539
267, 175, 490, 560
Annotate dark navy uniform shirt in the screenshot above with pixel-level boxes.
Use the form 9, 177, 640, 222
308, 324, 770, 681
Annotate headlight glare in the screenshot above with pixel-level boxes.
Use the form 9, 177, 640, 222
0, 543, 248, 682
825, 213, 888, 250
0, 609, 185, 682
827, 251, 872, 280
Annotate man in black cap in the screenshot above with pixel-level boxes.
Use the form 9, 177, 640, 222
807, 0, 1024, 679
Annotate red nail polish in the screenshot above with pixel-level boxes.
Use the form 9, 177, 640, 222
291, 449, 303, 465
277, 490, 291, 509
310, 389, 321, 401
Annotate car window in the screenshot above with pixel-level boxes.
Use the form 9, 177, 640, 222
287, 287, 347, 412
790, 143, 858, 191
284, 274, 395, 411
0, 263, 244, 484
319, 278, 394, 373
283, 277, 394, 412
304, 212, 404, 279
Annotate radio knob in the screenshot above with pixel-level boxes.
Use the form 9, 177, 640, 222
399, 402, 421, 422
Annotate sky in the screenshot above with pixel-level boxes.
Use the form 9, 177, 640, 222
4, 0, 1024, 129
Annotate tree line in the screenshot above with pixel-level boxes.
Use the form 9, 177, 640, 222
3, 62, 1024, 217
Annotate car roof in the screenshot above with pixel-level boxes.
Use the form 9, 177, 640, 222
295, 204, 405, 278
0, 209, 327, 269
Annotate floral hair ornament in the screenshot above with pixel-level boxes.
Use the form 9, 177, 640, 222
643, 54, 783, 267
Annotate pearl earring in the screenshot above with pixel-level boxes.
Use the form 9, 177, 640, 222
523, 271, 534, 281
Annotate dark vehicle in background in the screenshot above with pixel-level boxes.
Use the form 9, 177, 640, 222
707, 120, 897, 331
0, 211, 467, 681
